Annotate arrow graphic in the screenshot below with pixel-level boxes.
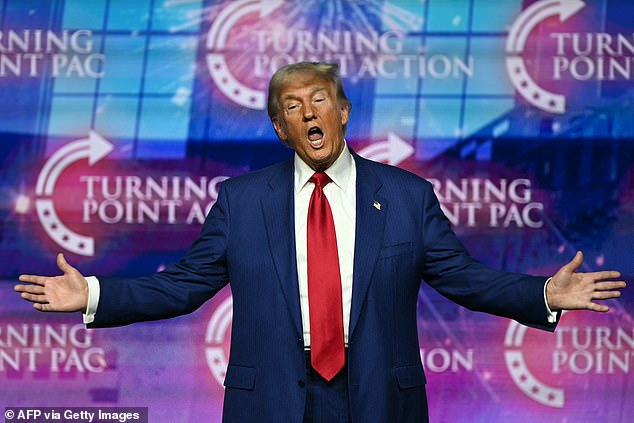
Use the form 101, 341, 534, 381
357, 132, 415, 166
36, 131, 113, 196
206, 0, 283, 110
506, 0, 584, 54
505, 0, 585, 114
35, 132, 114, 256
207, 0, 283, 49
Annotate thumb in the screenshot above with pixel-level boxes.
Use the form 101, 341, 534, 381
56, 253, 74, 274
565, 251, 584, 273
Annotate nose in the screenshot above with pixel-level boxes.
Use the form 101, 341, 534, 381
303, 104, 315, 120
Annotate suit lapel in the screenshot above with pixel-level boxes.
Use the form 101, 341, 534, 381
349, 154, 387, 338
260, 159, 303, 338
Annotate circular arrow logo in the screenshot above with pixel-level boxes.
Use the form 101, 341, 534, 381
505, 0, 585, 114
34, 131, 114, 256
205, 296, 233, 387
206, 0, 284, 109
504, 317, 566, 407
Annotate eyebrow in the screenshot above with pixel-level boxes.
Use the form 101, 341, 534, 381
281, 86, 329, 102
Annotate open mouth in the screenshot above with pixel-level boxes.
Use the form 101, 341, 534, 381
307, 126, 324, 146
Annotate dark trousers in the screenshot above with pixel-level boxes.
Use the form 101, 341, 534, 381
303, 351, 352, 423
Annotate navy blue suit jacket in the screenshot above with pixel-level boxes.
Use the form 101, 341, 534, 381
90, 153, 556, 422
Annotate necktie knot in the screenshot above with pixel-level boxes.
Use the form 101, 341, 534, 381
310, 172, 332, 189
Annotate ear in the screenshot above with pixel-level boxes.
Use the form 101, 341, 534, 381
340, 103, 350, 127
272, 117, 287, 142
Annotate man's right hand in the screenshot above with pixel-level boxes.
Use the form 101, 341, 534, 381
15, 253, 88, 313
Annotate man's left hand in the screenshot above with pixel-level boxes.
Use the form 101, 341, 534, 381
547, 251, 626, 312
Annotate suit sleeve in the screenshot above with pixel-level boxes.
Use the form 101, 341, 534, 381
88, 182, 232, 328
418, 181, 557, 331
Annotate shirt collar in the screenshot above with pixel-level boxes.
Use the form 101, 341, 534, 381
294, 142, 354, 193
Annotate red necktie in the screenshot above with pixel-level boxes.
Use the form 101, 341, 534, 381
307, 172, 345, 381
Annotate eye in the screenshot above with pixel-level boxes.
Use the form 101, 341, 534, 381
285, 103, 300, 112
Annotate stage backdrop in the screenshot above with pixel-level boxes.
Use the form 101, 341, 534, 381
1, 0, 633, 422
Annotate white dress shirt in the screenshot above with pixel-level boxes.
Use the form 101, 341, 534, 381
294, 145, 356, 347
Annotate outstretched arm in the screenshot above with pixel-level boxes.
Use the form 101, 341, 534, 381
547, 251, 626, 312
14, 253, 88, 313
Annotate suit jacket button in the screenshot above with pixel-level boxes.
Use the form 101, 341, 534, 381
298, 380, 306, 388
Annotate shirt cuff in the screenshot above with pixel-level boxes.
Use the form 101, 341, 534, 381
543, 277, 558, 324
82, 276, 100, 325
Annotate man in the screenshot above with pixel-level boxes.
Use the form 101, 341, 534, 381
15, 62, 626, 423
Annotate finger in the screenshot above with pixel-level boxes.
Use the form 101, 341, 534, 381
594, 281, 626, 291
14, 284, 45, 295
592, 290, 622, 300
565, 251, 584, 273
586, 302, 610, 312
582, 271, 622, 281
20, 291, 48, 304
57, 253, 73, 274
17, 275, 48, 286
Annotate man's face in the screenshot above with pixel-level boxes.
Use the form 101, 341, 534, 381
272, 73, 349, 171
